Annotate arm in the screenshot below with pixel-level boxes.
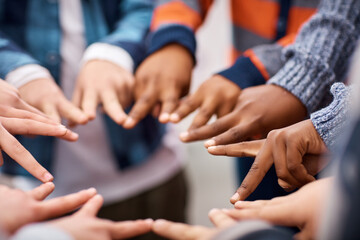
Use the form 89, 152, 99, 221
268, 0, 360, 113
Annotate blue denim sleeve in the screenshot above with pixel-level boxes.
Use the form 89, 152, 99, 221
100, 0, 153, 67
0, 31, 39, 79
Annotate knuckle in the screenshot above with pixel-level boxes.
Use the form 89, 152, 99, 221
199, 108, 212, 118
228, 128, 242, 141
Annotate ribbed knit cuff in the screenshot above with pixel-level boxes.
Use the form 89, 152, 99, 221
217, 56, 266, 89
268, 47, 335, 114
310, 83, 351, 148
147, 25, 196, 62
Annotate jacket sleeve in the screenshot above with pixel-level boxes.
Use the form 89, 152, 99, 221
217, 34, 297, 89
0, 31, 40, 79
311, 82, 352, 149
147, 0, 213, 61
98, 0, 153, 67
268, 0, 360, 114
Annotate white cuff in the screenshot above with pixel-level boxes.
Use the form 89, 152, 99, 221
5, 64, 53, 88
82, 43, 134, 73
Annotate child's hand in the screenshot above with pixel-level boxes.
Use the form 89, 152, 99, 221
18, 78, 88, 125
50, 195, 153, 240
0, 183, 96, 234
124, 44, 193, 128
169, 75, 241, 130
73, 60, 134, 125
179, 84, 307, 145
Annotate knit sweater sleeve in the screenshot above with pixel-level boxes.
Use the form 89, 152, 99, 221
310, 83, 352, 148
268, 0, 360, 114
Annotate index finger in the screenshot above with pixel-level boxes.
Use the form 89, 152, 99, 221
0, 125, 53, 183
208, 208, 236, 228
75, 194, 103, 217
100, 89, 127, 125
110, 220, 153, 239
153, 219, 211, 240
207, 139, 265, 157
37, 188, 98, 220
27, 182, 55, 201
231, 143, 274, 203
179, 113, 236, 142
124, 87, 157, 129
58, 98, 88, 125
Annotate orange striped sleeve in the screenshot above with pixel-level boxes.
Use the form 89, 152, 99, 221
151, 1, 204, 31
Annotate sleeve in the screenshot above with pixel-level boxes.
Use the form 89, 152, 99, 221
310, 83, 352, 148
10, 224, 74, 240
0, 31, 40, 80
96, 0, 154, 68
217, 34, 297, 89
147, 0, 213, 61
268, 0, 360, 114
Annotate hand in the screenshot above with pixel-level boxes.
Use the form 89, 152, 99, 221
227, 120, 328, 202
18, 78, 88, 125
50, 195, 153, 240
0, 79, 78, 142
169, 75, 241, 130
124, 44, 194, 128
225, 178, 332, 240
179, 85, 307, 146
73, 60, 134, 125
152, 208, 236, 240
0, 183, 97, 234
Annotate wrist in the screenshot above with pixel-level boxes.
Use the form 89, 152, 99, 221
82, 43, 134, 73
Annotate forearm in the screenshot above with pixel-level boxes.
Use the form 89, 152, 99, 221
269, 0, 360, 113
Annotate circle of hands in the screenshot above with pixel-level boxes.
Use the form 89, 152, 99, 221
0, 45, 330, 240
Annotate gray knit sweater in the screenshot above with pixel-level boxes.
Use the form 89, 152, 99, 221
268, 0, 360, 114
310, 82, 351, 148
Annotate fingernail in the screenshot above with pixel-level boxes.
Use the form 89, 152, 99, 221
144, 218, 154, 225
208, 208, 219, 215
44, 173, 54, 182
45, 182, 55, 187
87, 187, 97, 195
221, 208, 230, 213
170, 114, 180, 122
207, 146, 217, 152
179, 132, 189, 141
230, 193, 240, 203
205, 139, 216, 148
124, 117, 135, 127
159, 113, 170, 122
154, 219, 167, 227
70, 132, 79, 139
234, 201, 242, 208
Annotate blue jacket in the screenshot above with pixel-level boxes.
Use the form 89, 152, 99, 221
0, 0, 165, 177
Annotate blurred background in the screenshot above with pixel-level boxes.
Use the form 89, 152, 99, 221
174, 0, 237, 227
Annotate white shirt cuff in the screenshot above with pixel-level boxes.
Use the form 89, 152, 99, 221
5, 64, 53, 88
82, 43, 134, 73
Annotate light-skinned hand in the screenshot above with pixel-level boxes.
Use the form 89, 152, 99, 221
226, 178, 332, 240
179, 85, 307, 146
18, 78, 88, 125
72, 60, 134, 125
124, 44, 193, 128
0, 79, 78, 141
169, 75, 241, 130
50, 195, 153, 240
152, 208, 236, 240
0, 183, 97, 234
217, 120, 328, 203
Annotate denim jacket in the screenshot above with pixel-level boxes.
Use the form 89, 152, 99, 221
0, 0, 165, 177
